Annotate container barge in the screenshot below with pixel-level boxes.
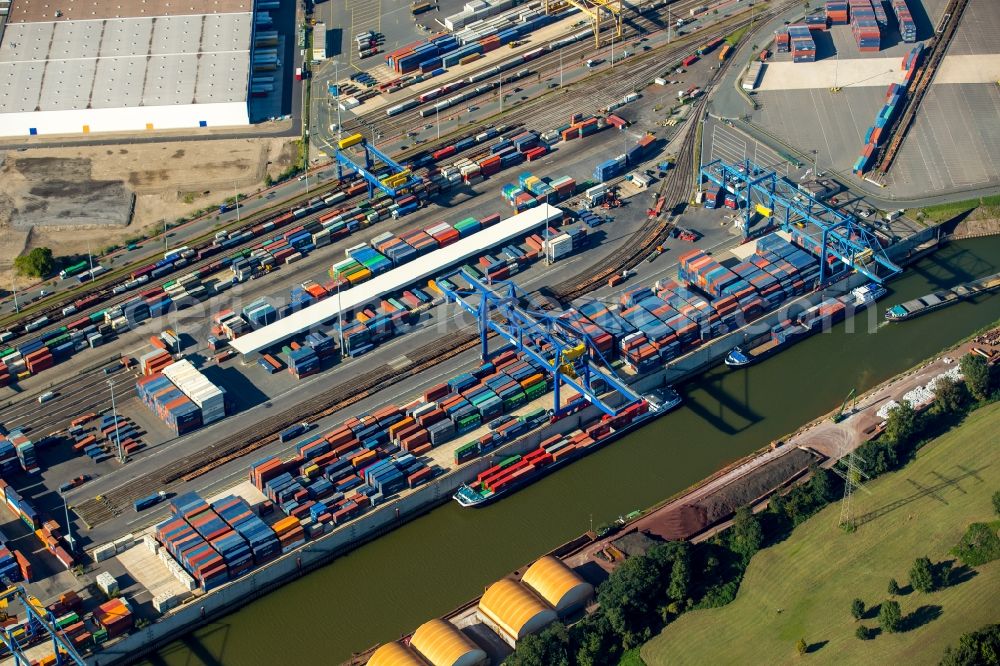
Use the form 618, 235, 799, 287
725, 283, 886, 367
453, 386, 682, 507
884, 271, 1000, 321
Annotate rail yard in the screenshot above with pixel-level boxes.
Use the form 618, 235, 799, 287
0, 0, 997, 664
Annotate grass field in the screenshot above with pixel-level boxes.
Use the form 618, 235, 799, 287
641, 402, 1000, 666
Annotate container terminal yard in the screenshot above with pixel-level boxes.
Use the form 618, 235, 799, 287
0, 0, 996, 663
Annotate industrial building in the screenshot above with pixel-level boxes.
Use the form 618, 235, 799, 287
519, 556, 594, 615
368, 641, 430, 666
229, 205, 564, 358
0, 0, 256, 136
476, 579, 558, 647
410, 620, 488, 666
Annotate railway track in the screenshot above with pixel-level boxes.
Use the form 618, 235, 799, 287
71, 3, 784, 528
73, 332, 479, 527
548, 4, 789, 302
0, 1, 744, 346
345, 0, 727, 142
0, 365, 140, 439
873, 0, 969, 177
0, 127, 522, 356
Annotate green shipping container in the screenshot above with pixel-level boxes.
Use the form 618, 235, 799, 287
523, 407, 546, 422
525, 382, 547, 400
454, 442, 479, 464
498, 454, 521, 469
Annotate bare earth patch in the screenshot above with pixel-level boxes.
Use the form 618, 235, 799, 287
0, 137, 298, 288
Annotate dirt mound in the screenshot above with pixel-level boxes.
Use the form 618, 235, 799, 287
647, 448, 819, 541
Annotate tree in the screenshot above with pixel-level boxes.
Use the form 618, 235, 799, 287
951, 522, 1000, 567
851, 598, 866, 620
879, 600, 902, 633
667, 549, 691, 603
855, 625, 874, 640
506, 622, 570, 666
597, 554, 663, 648
729, 506, 764, 560
572, 612, 619, 666
13, 247, 55, 278
993, 490, 1000, 516
960, 354, 992, 402
808, 465, 837, 503
909, 556, 937, 593
796, 638, 808, 656
933, 376, 966, 414
888, 578, 901, 596
940, 623, 1000, 666
884, 400, 920, 446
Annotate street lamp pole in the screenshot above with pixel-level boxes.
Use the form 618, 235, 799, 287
334, 59, 343, 142
544, 194, 551, 266
335, 269, 345, 359
499, 76, 503, 113
61, 489, 73, 554
436, 104, 440, 140
11, 277, 18, 314
234, 181, 240, 223
559, 49, 564, 87
109, 377, 125, 463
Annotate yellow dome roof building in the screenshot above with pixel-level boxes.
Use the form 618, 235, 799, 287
520, 555, 594, 615
476, 579, 558, 647
410, 619, 488, 666
368, 641, 430, 666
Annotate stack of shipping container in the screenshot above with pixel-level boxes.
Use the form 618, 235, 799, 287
892, 0, 917, 42
854, 43, 922, 176
870, 0, 889, 28
155, 492, 280, 591
787, 25, 817, 62
594, 155, 628, 182
825, 0, 849, 23
162, 360, 226, 425
804, 14, 828, 30
850, 0, 881, 52
774, 29, 791, 52
136, 360, 225, 435
94, 598, 134, 639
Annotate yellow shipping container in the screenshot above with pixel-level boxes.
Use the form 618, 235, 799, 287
302, 463, 320, 478
351, 449, 377, 468
388, 416, 415, 438
356, 312, 370, 323
337, 133, 364, 149
347, 268, 372, 284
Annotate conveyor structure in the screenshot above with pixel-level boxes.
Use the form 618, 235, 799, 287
0, 585, 85, 666
334, 133, 423, 198
700, 159, 901, 284
436, 274, 641, 417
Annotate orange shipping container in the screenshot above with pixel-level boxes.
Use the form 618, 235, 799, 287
272, 516, 300, 535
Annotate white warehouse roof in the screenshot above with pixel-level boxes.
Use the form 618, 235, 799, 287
0, 3, 253, 135
230, 204, 564, 357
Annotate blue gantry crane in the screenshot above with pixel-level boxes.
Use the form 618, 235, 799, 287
0, 585, 85, 666
334, 133, 423, 199
700, 158, 901, 284
436, 271, 642, 417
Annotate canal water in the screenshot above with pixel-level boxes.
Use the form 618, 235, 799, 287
151, 236, 1000, 665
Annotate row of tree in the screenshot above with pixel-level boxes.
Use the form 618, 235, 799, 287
504, 354, 995, 665
505, 467, 840, 666
854, 354, 994, 479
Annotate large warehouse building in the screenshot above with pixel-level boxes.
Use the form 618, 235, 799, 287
0, 0, 257, 136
